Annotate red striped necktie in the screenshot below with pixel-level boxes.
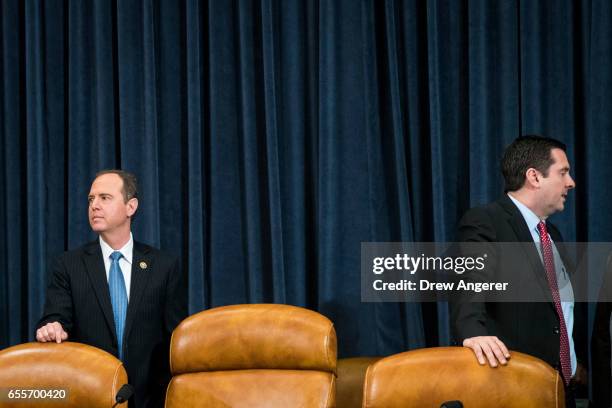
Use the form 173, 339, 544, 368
537, 221, 571, 385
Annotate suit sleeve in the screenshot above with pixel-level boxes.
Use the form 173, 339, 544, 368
164, 257, 188, 336
35, 255, 74, 335
450, 207, 498, 343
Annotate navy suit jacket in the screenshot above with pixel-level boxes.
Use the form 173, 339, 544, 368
450, 195, 586, 371
37, 240, 188, 408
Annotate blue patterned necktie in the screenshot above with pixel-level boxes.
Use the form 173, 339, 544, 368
109, 251, 127, 360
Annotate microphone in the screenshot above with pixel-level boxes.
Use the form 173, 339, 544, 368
440, 401, 463, 408
111, 384, 134, 407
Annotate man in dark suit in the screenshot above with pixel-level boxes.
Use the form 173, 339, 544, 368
36, 170, 187, 408
451, 136, 586, 407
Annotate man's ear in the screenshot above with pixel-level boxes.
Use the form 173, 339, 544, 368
524, 168, 540, 188
126, 198, 138, 217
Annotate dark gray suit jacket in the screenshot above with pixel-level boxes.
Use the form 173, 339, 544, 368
451, 195, 586, 371
37, 240, 188, 408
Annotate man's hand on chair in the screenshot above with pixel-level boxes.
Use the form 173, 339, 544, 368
463, 336, 510, 367
36, 322, 68, 343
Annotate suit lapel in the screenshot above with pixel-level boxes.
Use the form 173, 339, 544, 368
83, 241, 118, 341
123, 242, 152, 343
497, 196, 554, 304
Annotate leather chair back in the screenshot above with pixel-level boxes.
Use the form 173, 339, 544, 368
0, 342, 128, 408
362, 347, 564, 408
166, 304, 337, 408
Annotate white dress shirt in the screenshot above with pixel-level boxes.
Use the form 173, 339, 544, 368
99, 233, 133, 300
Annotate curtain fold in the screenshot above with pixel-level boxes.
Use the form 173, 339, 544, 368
1, 0, 24, 346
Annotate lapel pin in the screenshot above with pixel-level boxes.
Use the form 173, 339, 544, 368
139, 261, 148, 270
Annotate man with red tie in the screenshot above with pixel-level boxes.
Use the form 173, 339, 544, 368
451, 136, 586, 407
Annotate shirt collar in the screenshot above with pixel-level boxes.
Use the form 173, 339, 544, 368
507, 193, 543, 233
99, 233, 133, 265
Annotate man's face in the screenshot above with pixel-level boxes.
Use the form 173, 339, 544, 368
88, 174, 137, 234
537, 148, 575, 216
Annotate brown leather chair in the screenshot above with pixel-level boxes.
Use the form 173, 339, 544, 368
165, 304, 337, 408
0, 341, 128, 408
336, 357, 381, 408
362, 347, 564, 408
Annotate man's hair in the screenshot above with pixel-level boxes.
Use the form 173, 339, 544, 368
501, 135, 567, 192
94, 169, 138, 202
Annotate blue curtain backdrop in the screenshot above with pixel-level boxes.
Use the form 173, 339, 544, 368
1, 0, 612, 360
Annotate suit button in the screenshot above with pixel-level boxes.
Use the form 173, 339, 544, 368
553, 326, 560, 335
